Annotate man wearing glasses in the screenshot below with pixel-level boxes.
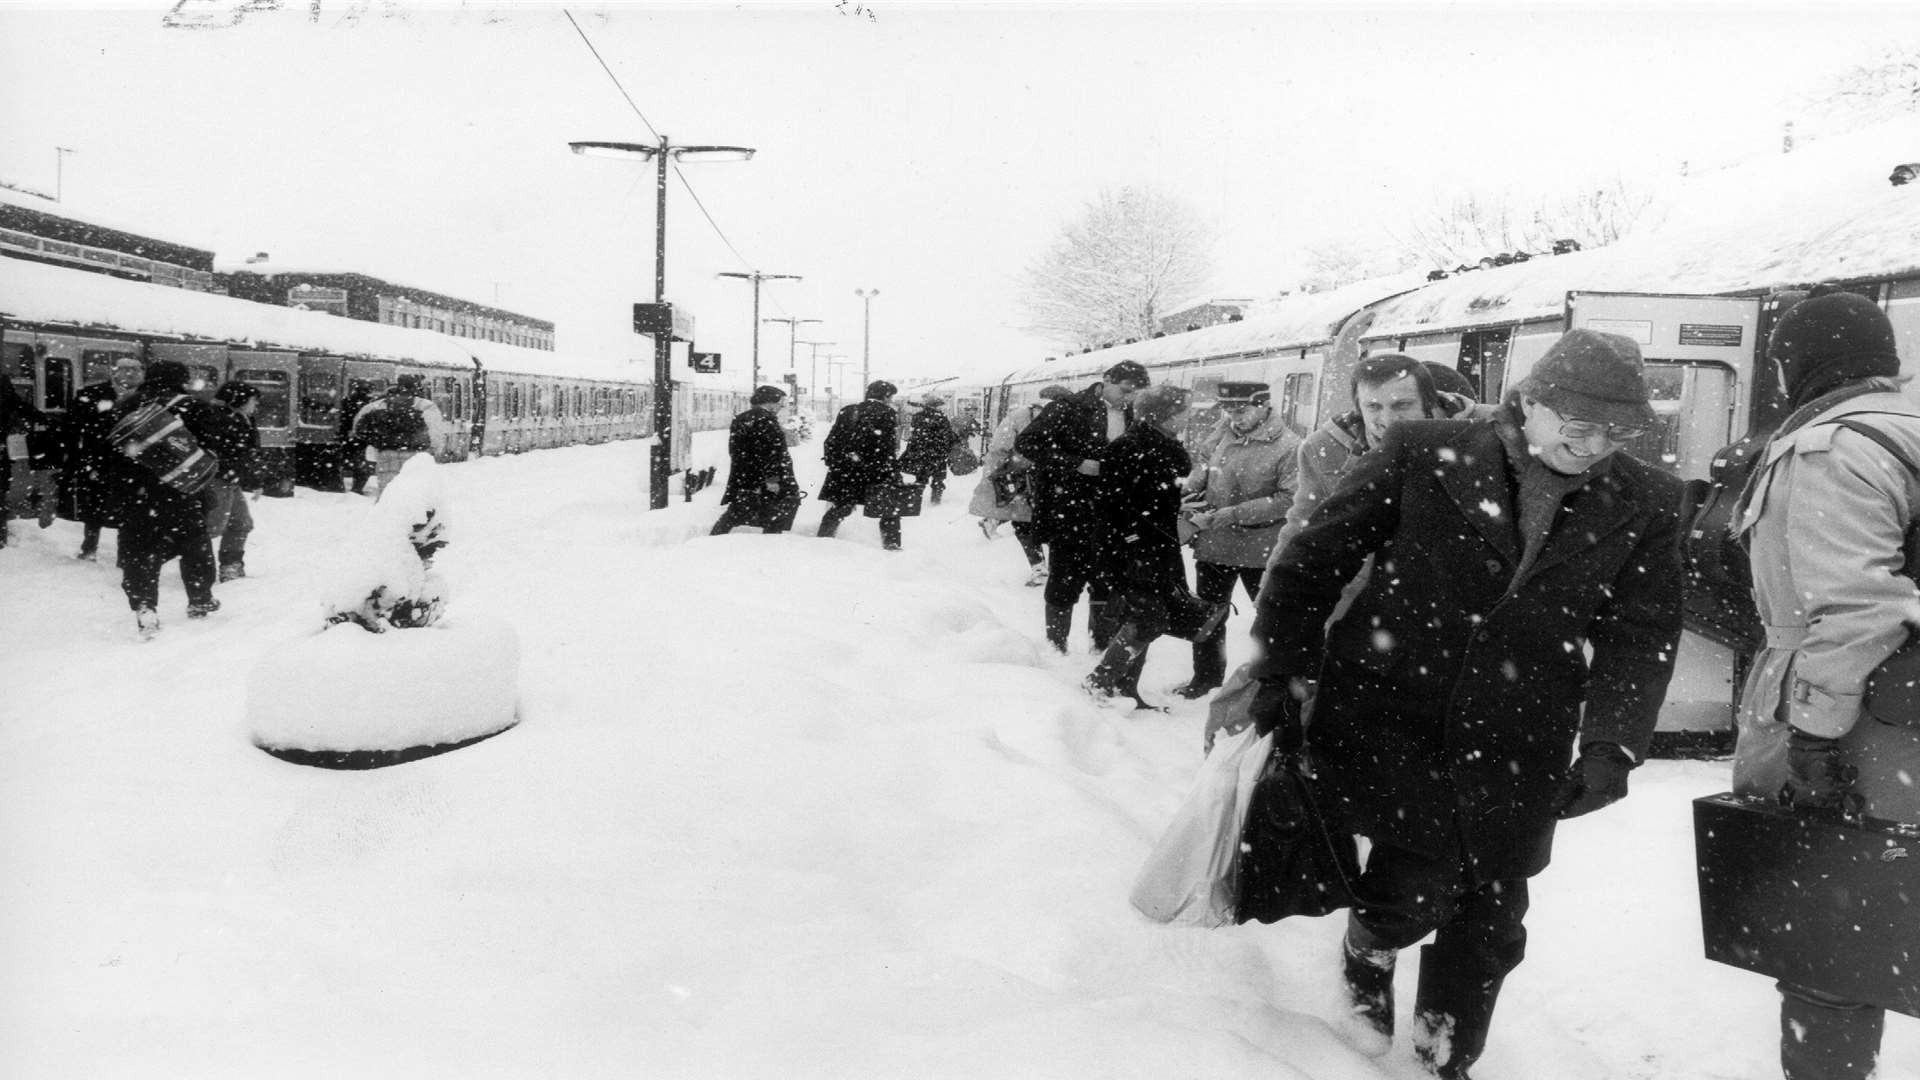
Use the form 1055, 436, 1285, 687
1246, 328, 1683, 1078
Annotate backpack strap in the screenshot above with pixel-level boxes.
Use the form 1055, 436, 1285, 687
1824, 415, 1920, 479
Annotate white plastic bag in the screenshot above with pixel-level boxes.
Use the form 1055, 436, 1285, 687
1129, 725, 1275, 927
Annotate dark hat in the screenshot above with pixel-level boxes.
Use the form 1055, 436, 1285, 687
1038, 384, 1072, 401
1102, 360, 1152, 388
215, 381, 259, 407
1768, 290, 1900, 403
750, 384, 786, 405
1131, 384, 1191, 427
393, 374, 427, 395
142, 359, 192, 393
1514, 329, 1656, 429
865, 380, 898, 401
1215, 381, 1270, 406
1422, 362, 1478, 400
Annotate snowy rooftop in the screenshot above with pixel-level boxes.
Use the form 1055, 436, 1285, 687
0, 183, 210, 256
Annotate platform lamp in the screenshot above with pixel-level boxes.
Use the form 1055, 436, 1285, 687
854, 288, 879, 392
762, 316, 820, 413
796, 340, 836, 419
717, 271, 801, 389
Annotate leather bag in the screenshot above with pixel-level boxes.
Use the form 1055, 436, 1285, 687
1234, 747, 1361, 924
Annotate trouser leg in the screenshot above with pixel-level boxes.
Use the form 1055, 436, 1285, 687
179, 530, 217, 608
1044, 603, 1073, 652
880, 515, 902, 549
1779, 982, 1884, 1080
80, 521, 101, 556
817, 502, 854, 538
1012, 520, 1044, 566
219, 495, 253, 567
120, 528, 164, 612
1189, 562, 1239, 688
709, 503, 750, 535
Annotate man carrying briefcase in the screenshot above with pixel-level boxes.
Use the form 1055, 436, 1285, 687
1728, 289, 1920, 1080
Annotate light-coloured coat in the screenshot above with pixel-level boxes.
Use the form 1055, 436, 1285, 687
1731, 386, 1920, 821
968, 405, 1037, 523
1190, 410, 1301, 568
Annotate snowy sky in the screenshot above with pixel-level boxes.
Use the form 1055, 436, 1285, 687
2, 0, 1915, 388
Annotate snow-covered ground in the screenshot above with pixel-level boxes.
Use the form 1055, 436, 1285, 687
2, 430, 1914, 1080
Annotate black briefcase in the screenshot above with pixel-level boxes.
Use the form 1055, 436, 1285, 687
1694, 792, 1920, 1017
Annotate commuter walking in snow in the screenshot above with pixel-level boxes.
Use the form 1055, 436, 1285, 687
817, 380, 905, 550
710, 385, 802, 535
969, 389, 1064, 585
350, 374, 448, 499
1174, 381, 1299, 699
109, 359, 225, 635
337, 378, 379, 495
62, 355, 144, 561
201, 381, 262, 580
899, 391, 960, 505
1728, 290, 1920, 1080
1017, 360, 1151, 652
1248, 329, 1684, 1078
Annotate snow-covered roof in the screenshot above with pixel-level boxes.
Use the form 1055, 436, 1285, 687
0, 255, 644, 383
1001, 273, 1422, 388
0, 184, 210, 256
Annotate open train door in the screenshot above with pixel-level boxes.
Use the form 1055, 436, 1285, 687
1567, 291, 1766, 756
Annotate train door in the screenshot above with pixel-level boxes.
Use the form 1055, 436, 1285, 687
228, 350, 298, 492
1456, 328, 1510, 402
1566, 290, 1764, 752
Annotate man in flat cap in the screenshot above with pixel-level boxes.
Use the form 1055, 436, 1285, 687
710, 385, 801, 535
1247, 328, 1684, 1078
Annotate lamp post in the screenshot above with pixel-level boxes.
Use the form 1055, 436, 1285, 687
828, 357, 850, 416
854, 288, 878, 392
717, 271, 800, 388
796, 340, 836, 419
54, 146, 76, 203
570, 135, 755, 509
761, 316, 820, 413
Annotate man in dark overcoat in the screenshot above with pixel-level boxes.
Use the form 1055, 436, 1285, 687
62, 355, 145, 560
109, 359, 225, 635
1248, 329, 1684, 1078
816, 380, 904, 550
1015, 359, 1151, 652
710, 385, 801, 535
899, 391, 960, 504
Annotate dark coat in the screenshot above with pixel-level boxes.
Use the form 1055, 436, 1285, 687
818, 399, 900, 505
1015, 385, 1125, 540
106, 387, 225, 543
899, 408, 959, 474
1099, 422, 1192, 591
1251, 415, 1684, 881
199, 403, 260, 487
720, 406, 798, 505
60, 381, 128, 526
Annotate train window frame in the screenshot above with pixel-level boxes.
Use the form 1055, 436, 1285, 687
233, 368, 292, 428
1605, 360, 1735, 482
80, 348, 133, 387
43, 355, 73, 410
297, 368, 341, 428
1281, 371, 1316, 434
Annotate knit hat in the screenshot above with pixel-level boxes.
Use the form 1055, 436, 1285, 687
142, 359, 192, 394
1215, 381, 1270, 406
865, 380, 897, 401
1131, 385, 1191, 427
1102, 360, 1152, 388
1514, 329, 1656, 430
393, 374, 426, 395
750, 384, 786, 405
1768, 290, 1900, 408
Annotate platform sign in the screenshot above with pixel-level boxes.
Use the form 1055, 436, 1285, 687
690, 351, 722, 374
633, 302, 697, 342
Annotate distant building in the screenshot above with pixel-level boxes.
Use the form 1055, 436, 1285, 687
0, 184, 218, 291
1157, 298, 1252, 335
217, 259, 555, 351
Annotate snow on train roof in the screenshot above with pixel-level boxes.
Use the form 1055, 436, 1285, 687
1364, 117, 1920, 340
999, 272, 1425, 388
0, 255, 646, 383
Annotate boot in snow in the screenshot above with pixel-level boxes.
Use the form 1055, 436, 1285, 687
136, 607, 160, 640
1342, 930, 1397, 1055
1412, 943, 1507, 1080
1044, 604, 1073, 653
1780, 982, 1884, 1080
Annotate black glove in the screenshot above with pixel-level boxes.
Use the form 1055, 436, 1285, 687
1781, 728, 1859, 813
1248, 677, 1310, 759
1553, 742, 1634, 819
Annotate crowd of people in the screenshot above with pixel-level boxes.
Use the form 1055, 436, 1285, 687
2, 359, 447, 639
704, 295, 1915, 1079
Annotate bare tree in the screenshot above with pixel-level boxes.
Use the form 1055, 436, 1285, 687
1019, 186, 1215, 350
1296, 237, 1420, 293
1815, 45, 1920, 122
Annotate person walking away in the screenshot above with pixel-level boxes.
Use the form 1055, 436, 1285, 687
3, 374, 63, 544
337, 378, 378, 495
108, 360, 225, 636
1083, 385, 1219, 707
1249, 329, 1683, 1078
1176, 381, 1300, 698
62, 355, 143, 560
1016, 360, 1152, 652
817, 380, 905, 550
900, 391, 960, 504
351, 374, 448, 499
202, 381, 262, 580
1728, 289, 1920, 1080
711, 385, 802, 535
1, 376, 39, 548
969, 388, 1066, 583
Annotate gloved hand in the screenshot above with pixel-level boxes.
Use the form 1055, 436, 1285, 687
1553, 742, 1634, 819
1781, 728, 1859, 813
1248, 676, 1313, 759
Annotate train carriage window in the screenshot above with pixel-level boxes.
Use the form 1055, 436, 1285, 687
233, 369, 291, 428
1605, 362, 1731, 482
189, 364, 221, 398
299, 369, 340, 427
81, 348, 133, 387
1457, 329, 1511, 402
1281, 372, 1316, 435
487, 384, 502, 420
